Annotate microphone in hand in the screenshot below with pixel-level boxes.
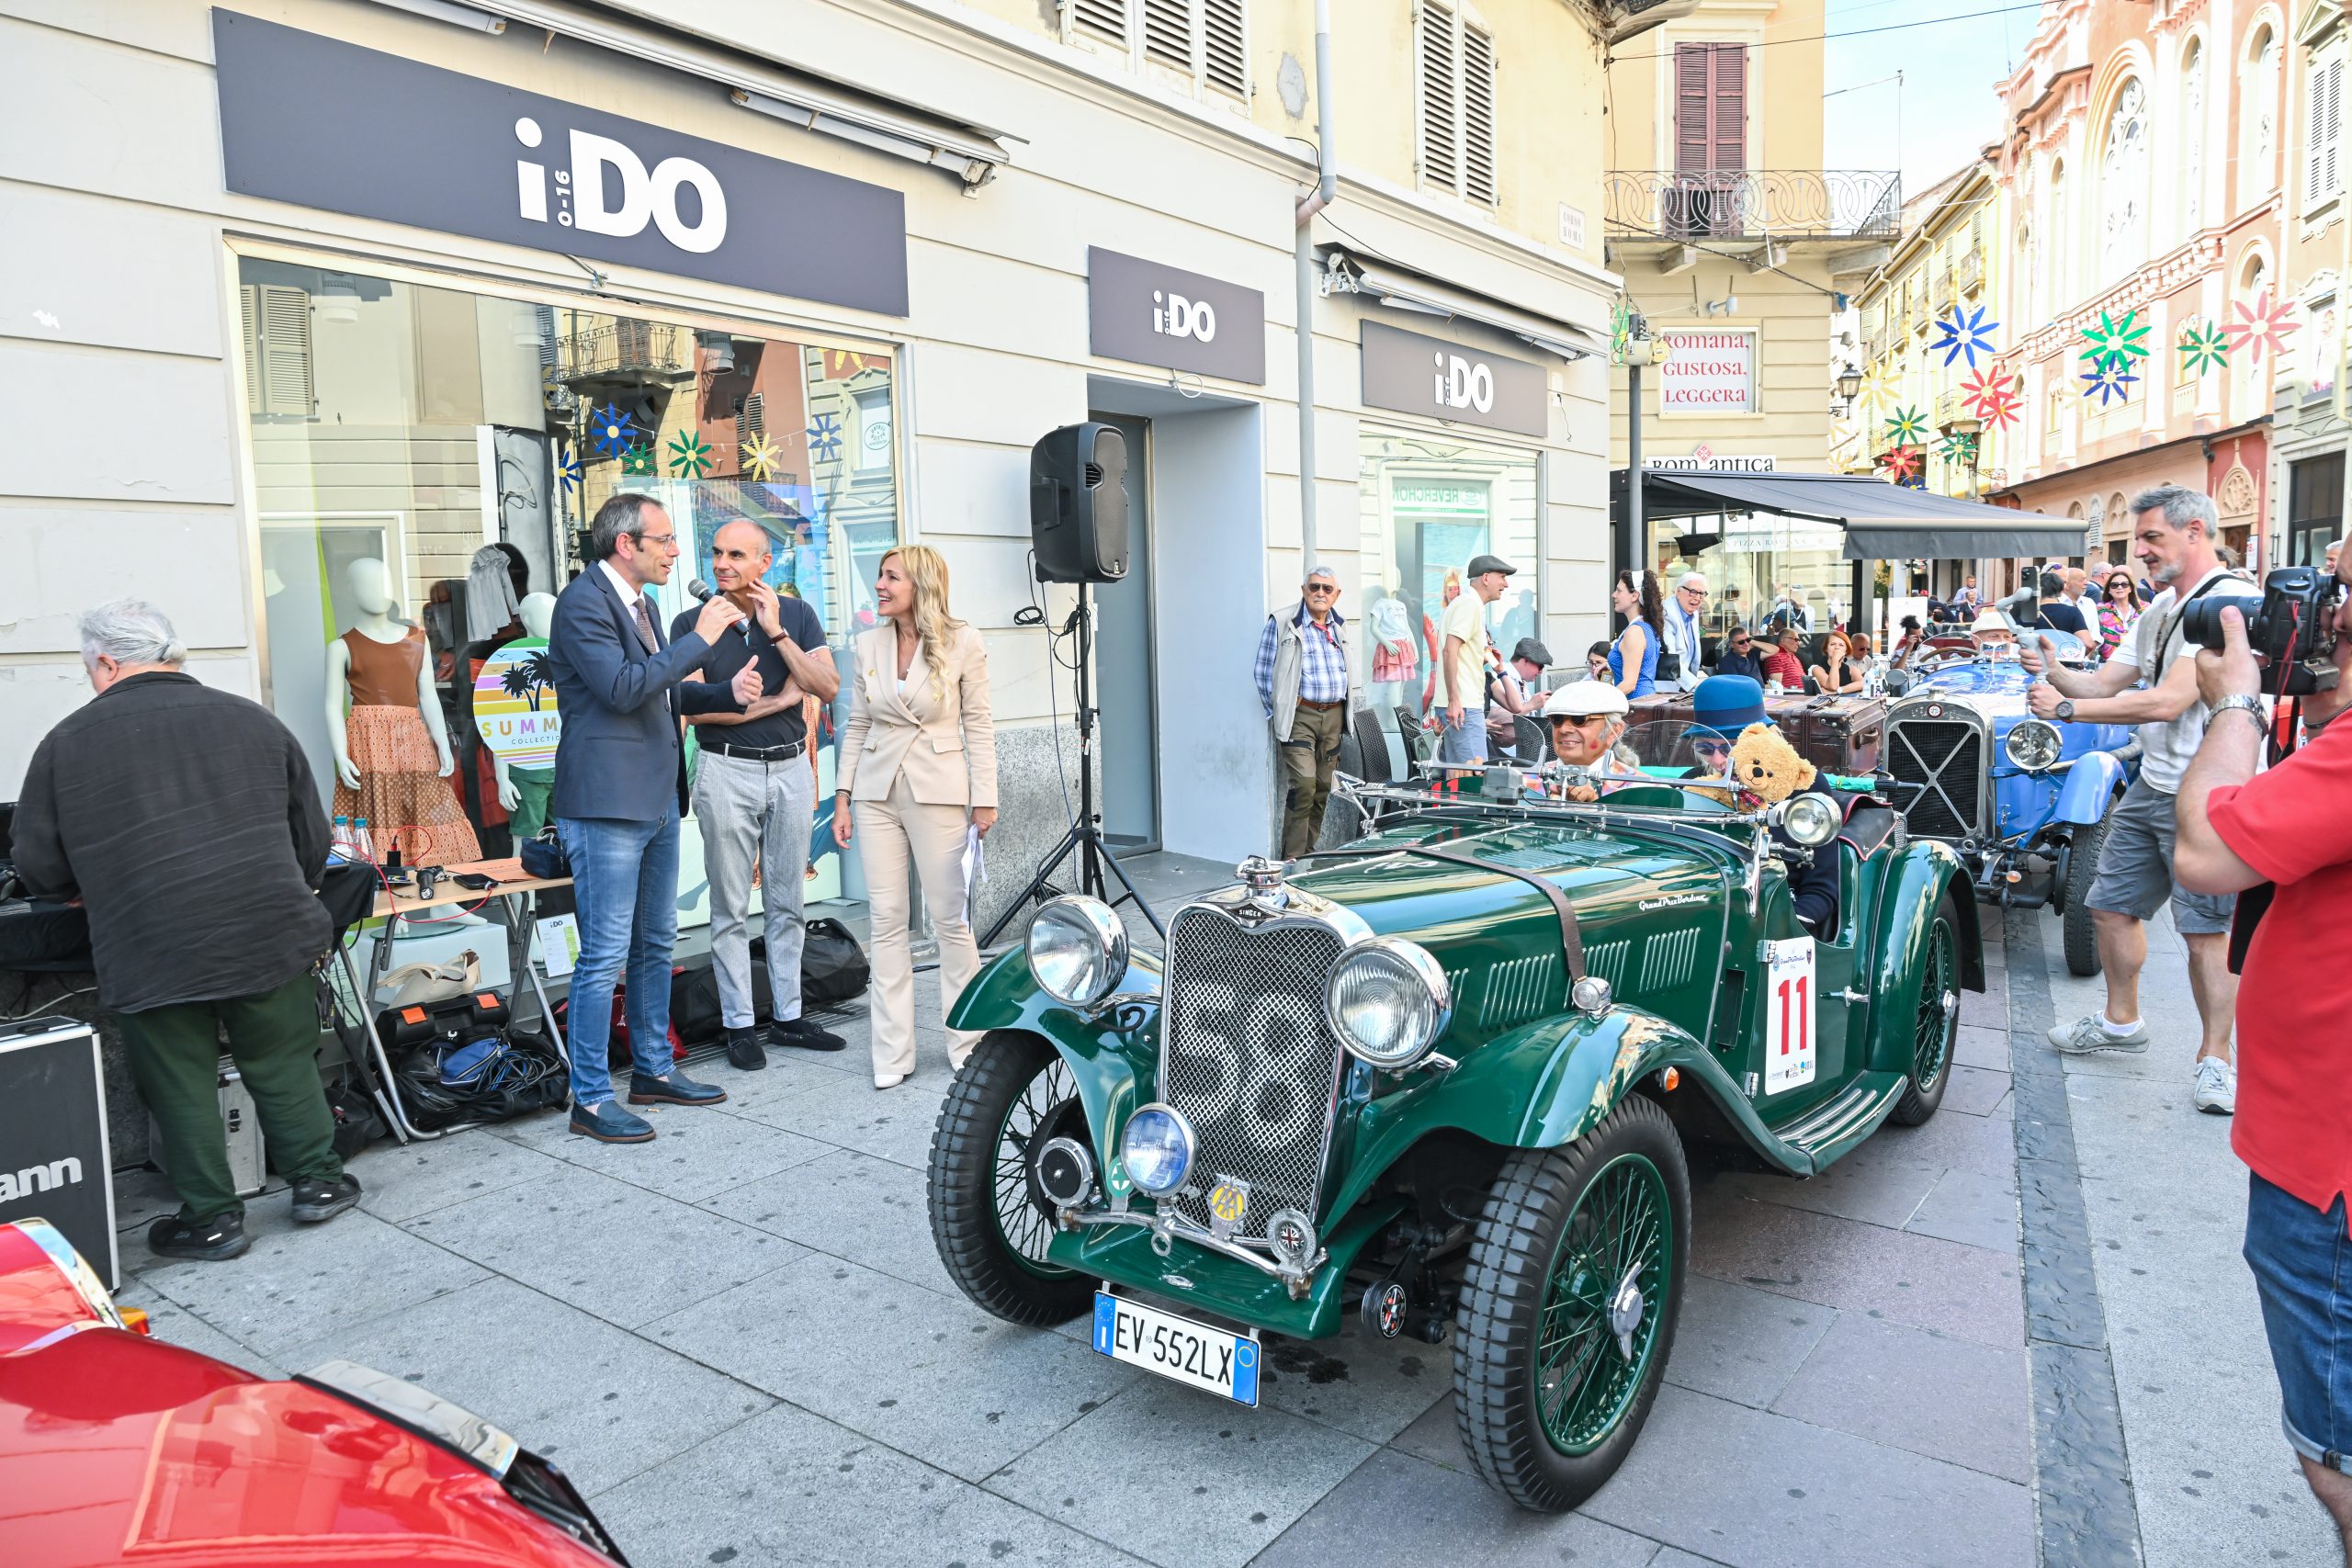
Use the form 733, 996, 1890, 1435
689, 580, 746, 641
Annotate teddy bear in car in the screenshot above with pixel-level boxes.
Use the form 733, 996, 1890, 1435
1692, 720, 1816, 812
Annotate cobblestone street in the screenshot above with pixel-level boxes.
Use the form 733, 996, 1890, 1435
105, 858, 2327, 1566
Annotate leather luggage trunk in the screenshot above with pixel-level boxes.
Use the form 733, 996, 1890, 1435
1764, 694, 1886, 775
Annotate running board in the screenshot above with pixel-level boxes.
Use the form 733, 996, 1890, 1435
1771, 1072, 1909, 1173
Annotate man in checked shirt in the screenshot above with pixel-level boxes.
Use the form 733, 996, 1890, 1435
1254, 566, 1355, 859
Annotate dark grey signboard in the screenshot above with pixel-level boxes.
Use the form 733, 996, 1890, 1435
0, 1019, 116, 1287
1088, 247, 1267, 384
1360, 321, 1548, 437
212, 10, 909, 316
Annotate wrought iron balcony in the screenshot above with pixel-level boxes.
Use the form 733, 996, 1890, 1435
554, 321, 693, 381
1959, 250, 1984, 294
1603, 169, 1900, 243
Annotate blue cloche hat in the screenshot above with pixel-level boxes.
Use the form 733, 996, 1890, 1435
1690, 674, 1767, 737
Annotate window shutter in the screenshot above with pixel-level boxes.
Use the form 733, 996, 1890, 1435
239, 286, 263, 417
1462, 21, 1497, 205
1142, 0, 1190, 69
1071, 0, 1126, 46
1709, 43, 1746, 173
1675, 44, 1712, 173
1204, 0, 1247, 97
243, 284, 313, 419
1419, 3, 1458, 192
2310, 56, 2344, 209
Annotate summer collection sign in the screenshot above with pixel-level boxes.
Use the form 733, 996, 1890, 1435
473, 638, 560, 765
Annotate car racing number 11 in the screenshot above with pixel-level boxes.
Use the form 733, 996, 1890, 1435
1761, 936, 1817, 1095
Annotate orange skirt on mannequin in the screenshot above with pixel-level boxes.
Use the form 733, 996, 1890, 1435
333, 704, 481, 867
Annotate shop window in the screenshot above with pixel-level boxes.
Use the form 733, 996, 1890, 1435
238, 256, 900, 901
2289, 453, 2346, 567
1069, 0, 1249, 102
1654, 513, 1852, 649
1356, 428, 1535, 734
1418, 2, 1498, 207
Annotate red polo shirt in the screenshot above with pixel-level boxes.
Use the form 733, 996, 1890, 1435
2208, 716, 2352, 1232
1760, 648, 1805, 689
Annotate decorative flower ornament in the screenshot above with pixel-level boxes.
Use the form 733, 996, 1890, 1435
1883, 405, 1928, 446
1853, 361, 1896, 421
2079, 357, 2139, 406
2078, 308, 2151, 372
2223, 289, 2300, 365
807, 412, 844, 462
741, 432, 784, 482
589, 403, 637, 457
667, 429, 716, 479
556, 444, 582, 491
1960, 367, 2023, 432
2177, 319, 2230, 376
1877, 446, 1922, 482
620, 442, 656, 477
1937, 430, 1980, 465
1929, 305, 2000, 369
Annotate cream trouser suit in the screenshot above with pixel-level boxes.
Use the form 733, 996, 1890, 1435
837, 621, 997, 1083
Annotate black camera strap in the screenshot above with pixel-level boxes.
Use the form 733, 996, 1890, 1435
2148, 569, 2253, 686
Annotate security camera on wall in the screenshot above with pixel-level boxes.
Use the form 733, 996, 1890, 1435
1028, 423, 1130, 584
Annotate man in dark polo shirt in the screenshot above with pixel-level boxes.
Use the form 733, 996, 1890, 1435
673, 520, 844, 1068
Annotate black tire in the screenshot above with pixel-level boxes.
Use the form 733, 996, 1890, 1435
1893, 892, 1962, 1126
2062, 811, 2110, 978
1453, 1095, 1690, 1513
926, 1030, 1094, 1326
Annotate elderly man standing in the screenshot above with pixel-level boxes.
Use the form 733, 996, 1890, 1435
1661, 571, 1709, 691
549, 493, 760, 1143
1255, 566, 1351, 859
13, 601, 357, 1261
675, 519, 843, 1071
1440, 554, 1513, 765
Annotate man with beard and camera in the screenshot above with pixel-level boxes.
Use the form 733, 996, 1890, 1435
2022, 485, 2257, 1111
2173, 546, 2352, 1561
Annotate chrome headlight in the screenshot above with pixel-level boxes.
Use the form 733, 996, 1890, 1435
1026, 896, 1128, 1008
1324, 937, 1453, 1070
1119, 1104, 1195, 1196
1779, 792, 1842, 849
2005, 718, 2063, 773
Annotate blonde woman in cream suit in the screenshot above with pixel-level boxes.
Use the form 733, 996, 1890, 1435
833, 547, 998, 1089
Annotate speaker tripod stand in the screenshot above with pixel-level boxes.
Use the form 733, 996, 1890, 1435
982, 581, 1164, 944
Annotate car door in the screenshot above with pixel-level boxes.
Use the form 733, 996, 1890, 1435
1745, 847, 1862, 1127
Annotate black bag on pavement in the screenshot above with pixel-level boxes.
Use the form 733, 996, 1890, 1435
800, 918, 871, 1006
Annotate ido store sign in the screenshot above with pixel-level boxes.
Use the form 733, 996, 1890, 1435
1657, 330, 1757, 415
473, 639, 560, 766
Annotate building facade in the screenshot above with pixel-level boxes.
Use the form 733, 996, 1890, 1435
3, 0, 1637, 924
1604, 0, 1897, 631
1988, 0, 2287, 582
2275, 0, 2350, 570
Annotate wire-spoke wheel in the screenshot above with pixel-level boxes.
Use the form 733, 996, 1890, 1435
1453, 1096, 1690, 1512
928, 1031, 1093, 1325
1894, 892, 1961, 1126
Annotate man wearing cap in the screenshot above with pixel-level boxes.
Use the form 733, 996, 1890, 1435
1686, 675, 1838, 931
1255, 566, 1352, 859
1486, 636, 1552, 757
1540, 682, 1640, 800
1969, 606, 2018, 652
1441, 554, 1513, 765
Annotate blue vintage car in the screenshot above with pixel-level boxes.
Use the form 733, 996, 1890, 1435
1882, 642, 2138, 976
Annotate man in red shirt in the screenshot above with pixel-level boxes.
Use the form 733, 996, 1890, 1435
2175, 564, 2352, 1559
1759, 626, 1806, 692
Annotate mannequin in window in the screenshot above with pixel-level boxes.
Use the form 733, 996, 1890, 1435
492, 592, 559, 843
326, 557, 481, 868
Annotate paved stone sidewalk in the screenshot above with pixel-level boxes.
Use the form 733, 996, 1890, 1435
112, 855, 2052, 1567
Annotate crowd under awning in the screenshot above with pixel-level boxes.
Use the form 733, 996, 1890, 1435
1611, 468, 2087, 560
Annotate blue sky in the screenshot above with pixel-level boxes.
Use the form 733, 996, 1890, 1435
1822, 1, 2041, 202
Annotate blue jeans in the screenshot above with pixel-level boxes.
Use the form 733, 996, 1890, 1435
2245, 1172, 2352, 1472
556, 814, 682, 1107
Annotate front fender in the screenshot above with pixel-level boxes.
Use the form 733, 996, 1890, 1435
1860, 840, 1983, 1077
2051, 750, 2125, 826
947, 946, 1162, 1163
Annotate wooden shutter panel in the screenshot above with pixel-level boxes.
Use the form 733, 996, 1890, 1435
1709, 43, 1746, 173
1142, 0, 1189, 69
239, 286, 263, 417
1675, 43, 1712, 173
1420, 3, 1458, 192
1204, 0, 1247, 97
1462, 21, 1497, 205
2312, 57, 2345, 209
243, 284, 312, 419
1071, 0, 1126, 46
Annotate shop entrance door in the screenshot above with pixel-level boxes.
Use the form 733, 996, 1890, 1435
1092, 412, 1160, 852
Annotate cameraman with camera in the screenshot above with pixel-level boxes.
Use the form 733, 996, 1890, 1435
2023, 486, 2257, 1110
2173, 544, 2352, 1560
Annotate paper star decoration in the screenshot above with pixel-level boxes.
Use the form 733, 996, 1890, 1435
2177, 319, 2230, 376
1960, 367, 2023, 432
2080, 358, 2139, 406
667, 429, 716, 479
589, 403, 637, 457
741, 432, 784, 481
620, 442, 655, 477
1929, 305, 2001, 369
807, 412, 843, 463
2224, 288, 2300, 365
556, 444, 582, 491
1883, 405, 1928, 446
2079, 309, 2151, 372
1877, 446, 1922, 481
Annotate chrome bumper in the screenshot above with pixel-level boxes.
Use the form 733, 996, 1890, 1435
1057, 1202, 1329, 1301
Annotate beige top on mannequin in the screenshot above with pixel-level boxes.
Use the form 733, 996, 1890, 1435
324, 557, 456, 788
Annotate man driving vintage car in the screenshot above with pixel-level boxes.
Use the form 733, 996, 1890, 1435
1969, 606, 2017, 651
1539, 682, 1641, 799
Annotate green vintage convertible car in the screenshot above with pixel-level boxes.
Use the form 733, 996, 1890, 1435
925, 725, 1982, 1511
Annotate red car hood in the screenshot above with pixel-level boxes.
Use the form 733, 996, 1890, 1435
0, 1328, 606, 1568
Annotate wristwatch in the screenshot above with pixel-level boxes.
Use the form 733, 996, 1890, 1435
2054, 699, 2075, 723
2212, 694, 2267, 727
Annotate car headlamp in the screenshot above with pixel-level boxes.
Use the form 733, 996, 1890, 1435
2005, 718, 2064, 773
1779, 792, 1841, 849
1118, 1104, 1195, 1196
1324, 937, 1453, 1070
1025, 895, 1128, 1008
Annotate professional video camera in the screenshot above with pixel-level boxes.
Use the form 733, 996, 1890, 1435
2180, 566, 2343, 697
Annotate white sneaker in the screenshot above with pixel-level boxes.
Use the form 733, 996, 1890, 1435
2047, 1014, 2152, 1055
874, 1072, 909, 1091
2193, 1056, 2236, 1115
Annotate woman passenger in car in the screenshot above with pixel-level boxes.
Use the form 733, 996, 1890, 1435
1685, 676, 1839, 933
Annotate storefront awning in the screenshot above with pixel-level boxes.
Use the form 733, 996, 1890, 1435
1611, 468, 2088, 559
1321, 247, 1611, 361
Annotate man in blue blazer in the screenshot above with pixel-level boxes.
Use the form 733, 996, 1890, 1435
548, 493, 758, 1142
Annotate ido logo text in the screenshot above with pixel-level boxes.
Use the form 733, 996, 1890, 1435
514, 117, 728, 254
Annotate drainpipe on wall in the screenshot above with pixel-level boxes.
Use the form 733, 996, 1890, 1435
1295, 0, 1337, 572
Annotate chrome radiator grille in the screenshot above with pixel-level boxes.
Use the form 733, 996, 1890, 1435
1159, 909, 1347, 1240
1888, 718, 1984, 840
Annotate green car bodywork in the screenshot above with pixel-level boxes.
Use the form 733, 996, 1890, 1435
945, 789, 1984, 1343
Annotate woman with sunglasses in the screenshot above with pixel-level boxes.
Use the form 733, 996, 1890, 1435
2097, 570, 2143, 660
1608, 569, 1665, 698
